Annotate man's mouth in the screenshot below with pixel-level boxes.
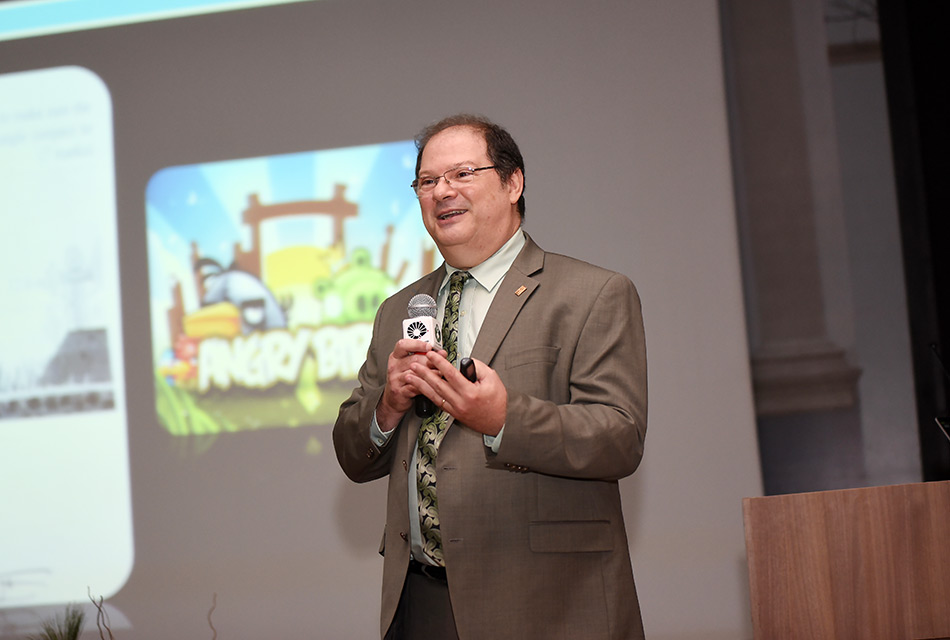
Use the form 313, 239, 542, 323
437, 209, 465, 221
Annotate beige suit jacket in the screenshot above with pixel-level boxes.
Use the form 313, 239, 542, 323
333, 234, 648, 639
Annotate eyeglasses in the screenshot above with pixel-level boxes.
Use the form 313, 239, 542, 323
411, 165, 497, 195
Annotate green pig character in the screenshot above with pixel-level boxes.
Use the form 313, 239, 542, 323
315, 248, 396, 325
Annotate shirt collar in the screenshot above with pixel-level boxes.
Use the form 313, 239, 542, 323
440, 228, 526, 295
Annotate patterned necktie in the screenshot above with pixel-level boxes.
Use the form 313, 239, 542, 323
416, 269, 470, 566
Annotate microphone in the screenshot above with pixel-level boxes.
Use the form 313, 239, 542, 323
404, 294, 440, 417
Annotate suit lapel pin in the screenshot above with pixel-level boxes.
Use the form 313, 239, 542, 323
514, 285, 527, 297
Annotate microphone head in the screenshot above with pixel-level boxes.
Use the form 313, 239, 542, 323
408, 294, 437, 318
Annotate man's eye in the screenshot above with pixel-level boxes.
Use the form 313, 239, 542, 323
453, 169, 473, 179
419, 177, 438, 187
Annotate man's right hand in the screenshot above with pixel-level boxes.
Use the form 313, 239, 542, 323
376, 338, 446, 432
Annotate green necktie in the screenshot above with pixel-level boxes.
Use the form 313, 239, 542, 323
416, 269, 470, 566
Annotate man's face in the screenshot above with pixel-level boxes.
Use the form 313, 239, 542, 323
416, 125, 523, 269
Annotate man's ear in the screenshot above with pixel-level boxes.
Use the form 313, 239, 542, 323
506, 168, 524, 205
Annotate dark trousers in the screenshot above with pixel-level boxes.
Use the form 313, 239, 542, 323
384, 563, 459, 640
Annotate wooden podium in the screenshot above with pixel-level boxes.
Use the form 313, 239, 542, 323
743, 481, 950, 639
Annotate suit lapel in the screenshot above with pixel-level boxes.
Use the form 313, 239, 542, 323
420, 265, 446, 300
471, 234, 544, 367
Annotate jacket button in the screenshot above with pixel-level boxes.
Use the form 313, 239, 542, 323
366, 449, 374, 459
400, 531, 408, 541
402, 459, 408, 471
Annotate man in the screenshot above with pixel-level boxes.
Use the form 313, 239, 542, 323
333, 114, 647, 639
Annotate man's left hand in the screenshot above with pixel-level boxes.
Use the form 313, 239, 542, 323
407, 354, 506, 436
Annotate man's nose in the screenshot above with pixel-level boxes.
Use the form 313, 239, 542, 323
432, 175, 458, 198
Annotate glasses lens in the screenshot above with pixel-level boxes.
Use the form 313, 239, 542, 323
448, 167, 475, 183
413, 177, 436, 194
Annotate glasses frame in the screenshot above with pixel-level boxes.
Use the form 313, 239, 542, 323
411, 165, 497, 195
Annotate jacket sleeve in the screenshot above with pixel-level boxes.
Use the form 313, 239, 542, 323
332, 300, 401, 484
493, 272, 647, 481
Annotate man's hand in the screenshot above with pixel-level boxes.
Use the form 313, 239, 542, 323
408, 354, 507, 436
377, 339, 446, 432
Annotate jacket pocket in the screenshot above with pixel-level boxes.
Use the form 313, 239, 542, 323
505, 345, 560, 369
528, 520, 614, 553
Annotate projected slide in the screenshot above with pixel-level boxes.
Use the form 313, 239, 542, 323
146, 141, 434, 439
0, 0, 320, 42
0, 67, 132, 607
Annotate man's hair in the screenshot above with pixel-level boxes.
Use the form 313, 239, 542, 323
414, 114, 526, 218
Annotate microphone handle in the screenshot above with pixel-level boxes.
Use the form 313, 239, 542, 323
415, 395, 435, 417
